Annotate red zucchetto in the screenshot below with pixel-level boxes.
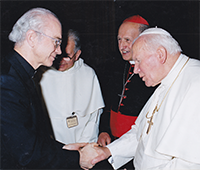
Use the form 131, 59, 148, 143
123, 15, 149, 26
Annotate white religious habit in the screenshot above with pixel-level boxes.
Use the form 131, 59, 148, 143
40, 58, 105, 144
107, 54, 200, 169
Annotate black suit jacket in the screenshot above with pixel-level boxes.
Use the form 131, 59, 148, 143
1, 50, 80, 169
111, 61, 156, 116
0, 51, 113, 170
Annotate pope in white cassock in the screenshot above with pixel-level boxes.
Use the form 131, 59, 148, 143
64, 27, 200, 170
40, 29, 104, 145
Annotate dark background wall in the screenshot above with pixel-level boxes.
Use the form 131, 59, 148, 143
1, 0, 199, 104
1, 1, 199, 59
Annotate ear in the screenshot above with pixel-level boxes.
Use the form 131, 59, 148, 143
75, 49, 81, 61
156, 46, 167, 64
26, 30, 37, 48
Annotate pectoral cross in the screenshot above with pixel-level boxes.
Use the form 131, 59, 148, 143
146, 105, 158, 134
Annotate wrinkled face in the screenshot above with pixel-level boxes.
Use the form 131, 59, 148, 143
132, 39, 162, 87
34, 15, 62, 68
117, 22, 140, 61
58, 38, 78, 71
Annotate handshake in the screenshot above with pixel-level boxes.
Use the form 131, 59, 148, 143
63, 142, 111, 170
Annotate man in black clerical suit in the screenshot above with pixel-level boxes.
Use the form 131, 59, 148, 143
1, 7, 113, 170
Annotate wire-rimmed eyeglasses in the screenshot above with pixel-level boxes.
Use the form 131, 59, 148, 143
34, 30, 62, 48
63, 51, 78, 60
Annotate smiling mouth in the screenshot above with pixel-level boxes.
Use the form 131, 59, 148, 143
122, 50, 129, 55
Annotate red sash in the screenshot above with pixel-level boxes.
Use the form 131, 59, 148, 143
110, 109, 137, 138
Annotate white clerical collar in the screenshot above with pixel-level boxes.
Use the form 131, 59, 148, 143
129, 60, 135, 65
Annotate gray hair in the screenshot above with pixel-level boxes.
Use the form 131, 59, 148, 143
67, 29, 81, 53
9, 7, 60, 45
134, 27, 182, 55
139, 24, 149, 33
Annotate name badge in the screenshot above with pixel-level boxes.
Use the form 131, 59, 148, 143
66, 113, 78, 128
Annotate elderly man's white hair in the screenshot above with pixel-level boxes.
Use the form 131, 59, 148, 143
9, 7, 60, 45
133, 27, 182, 55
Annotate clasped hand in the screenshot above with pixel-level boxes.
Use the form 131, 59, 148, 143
63, 142, 111, 169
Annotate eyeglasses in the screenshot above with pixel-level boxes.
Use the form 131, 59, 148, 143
63, 51, 78, 60
34, 30, 62, 48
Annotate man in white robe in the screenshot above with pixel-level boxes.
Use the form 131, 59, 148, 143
40, 29, 104, 144
64, 27, 200, 170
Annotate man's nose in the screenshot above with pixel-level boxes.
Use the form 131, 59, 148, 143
120, 40, 128, 48
133, 64, 140, 74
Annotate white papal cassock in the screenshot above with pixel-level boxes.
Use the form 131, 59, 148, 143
107, 54, 200, 169
40, 58, 104, 144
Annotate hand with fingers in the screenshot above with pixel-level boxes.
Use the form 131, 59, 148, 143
97, 132, 111, 147
63, 142, 101, 169
90, 145, 111, 166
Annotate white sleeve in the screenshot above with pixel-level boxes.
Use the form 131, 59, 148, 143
77, 109, 102, 143
106, 125, 138, 169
